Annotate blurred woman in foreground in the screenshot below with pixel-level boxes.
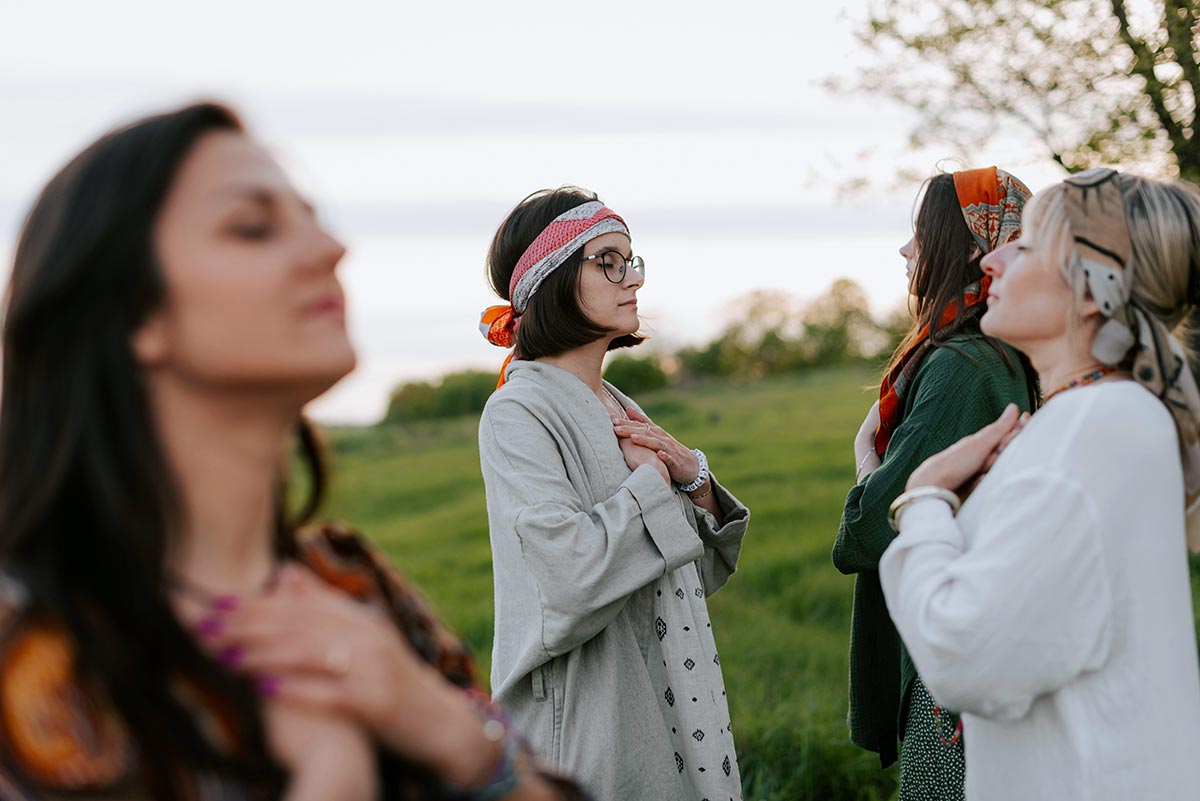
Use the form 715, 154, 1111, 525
0, 103, 583, 801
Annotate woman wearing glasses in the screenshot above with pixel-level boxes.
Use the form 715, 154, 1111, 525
477, 186, 750, 801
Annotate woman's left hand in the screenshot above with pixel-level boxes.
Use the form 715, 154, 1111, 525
613, 406, 700, 486
201, 565, 495, 785
907, 404, 1022, 496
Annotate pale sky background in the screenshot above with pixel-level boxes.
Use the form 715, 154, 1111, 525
0, 1, 1070, 423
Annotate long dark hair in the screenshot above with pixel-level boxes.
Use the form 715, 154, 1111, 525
0, 103, 326, 797
884, 173, 1039, 401
487, 186, 645, 359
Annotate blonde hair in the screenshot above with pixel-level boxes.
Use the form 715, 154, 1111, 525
1026, 173, 1200, 359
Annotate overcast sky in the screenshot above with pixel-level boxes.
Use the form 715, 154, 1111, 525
0, 1, 1069, 422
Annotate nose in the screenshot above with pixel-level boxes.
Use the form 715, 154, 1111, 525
980, 243, 1009, 279
899, 236, 915, 260
303, 222, 347, 275
623, 264, 645, 290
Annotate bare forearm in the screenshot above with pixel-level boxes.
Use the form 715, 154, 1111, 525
504, 776, 573, 801
854, 433, 881, 482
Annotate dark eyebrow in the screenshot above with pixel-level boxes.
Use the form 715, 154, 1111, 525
588, 245, 633, 259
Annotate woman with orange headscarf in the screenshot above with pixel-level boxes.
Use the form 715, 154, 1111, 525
832, 167, 1038, 799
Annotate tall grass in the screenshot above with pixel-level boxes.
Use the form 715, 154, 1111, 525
322, 367, 896, 799
320, 366, 1200, 799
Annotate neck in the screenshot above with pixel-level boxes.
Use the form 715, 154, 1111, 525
1024, 332, 1109, 394
151, 378, 298, 598
539, 338, 612, 394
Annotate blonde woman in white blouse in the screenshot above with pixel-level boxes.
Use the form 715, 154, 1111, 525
879, 169, 1200, 801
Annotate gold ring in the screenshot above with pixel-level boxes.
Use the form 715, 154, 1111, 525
324, 643, 352, 677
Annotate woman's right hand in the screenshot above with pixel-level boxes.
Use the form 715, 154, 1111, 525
907, 404, 1022, 496
619, 436, 671, 485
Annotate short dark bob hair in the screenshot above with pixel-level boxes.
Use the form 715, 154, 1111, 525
487, 186, 645, 359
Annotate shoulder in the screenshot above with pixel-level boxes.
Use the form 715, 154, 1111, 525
295, 524, 478, 689
480, 375, 575, 451
923, 336, 1017, 374
909, 337, 997, 395
481, 371, 554, 425
915, 337, 1024, 396
1003, 381, 1180, 505
0, 581, 132, 791
1042, 381, 1176, 453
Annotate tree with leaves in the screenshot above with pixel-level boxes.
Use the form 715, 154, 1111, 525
844, 0, 1200, 181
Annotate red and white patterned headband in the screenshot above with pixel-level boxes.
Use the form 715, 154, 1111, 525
509, 201, 630, 313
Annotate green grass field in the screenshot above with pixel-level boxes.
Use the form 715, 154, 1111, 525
321, 366, 1200, 801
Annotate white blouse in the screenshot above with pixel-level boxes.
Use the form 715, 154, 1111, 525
880, 381, 1200, 801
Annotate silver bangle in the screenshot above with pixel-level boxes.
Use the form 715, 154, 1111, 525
887, 486, 961, 532
856, 449, 875, 481
677, 449, 709, 493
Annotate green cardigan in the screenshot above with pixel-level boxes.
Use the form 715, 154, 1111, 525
832, 336, 1035, 767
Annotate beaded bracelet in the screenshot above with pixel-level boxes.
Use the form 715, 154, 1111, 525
441, 693, 532, 801
677, 449, 709, 493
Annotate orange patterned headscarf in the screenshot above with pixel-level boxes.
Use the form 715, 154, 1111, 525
874, 167, 1032, 455
479, 305, 519, 389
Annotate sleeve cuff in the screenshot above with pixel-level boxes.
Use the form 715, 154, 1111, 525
693, 476, 750, 540
624, 464, 705, 570
897, 496, 964, 548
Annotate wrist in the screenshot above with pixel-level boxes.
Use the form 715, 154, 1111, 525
644, 460, 670, 484
374, 667, 492, 784
887, 486, 961, 532
687, 476, 713, 501
677, 449, 709, 493
439, 693, 530, 801
425, 694, 499, 786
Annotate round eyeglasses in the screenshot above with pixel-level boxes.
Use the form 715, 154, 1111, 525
580, 252, 646, 284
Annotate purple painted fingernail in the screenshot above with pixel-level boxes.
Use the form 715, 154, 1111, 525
254, 674, 281, 697
217, 644, 243, 668
210, 595, 239, 612
194, 616, 223, 637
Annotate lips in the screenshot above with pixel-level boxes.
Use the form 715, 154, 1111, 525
303, 292, 345, 317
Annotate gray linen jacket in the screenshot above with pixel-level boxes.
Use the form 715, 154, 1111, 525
478, 360, 750, 801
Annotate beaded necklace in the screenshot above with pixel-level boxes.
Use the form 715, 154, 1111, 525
933, 704, 963, 747
1044, 366, 1118, 403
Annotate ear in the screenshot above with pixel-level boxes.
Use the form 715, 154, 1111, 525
130, 311, 170, 367
1074, 280, 1104, 321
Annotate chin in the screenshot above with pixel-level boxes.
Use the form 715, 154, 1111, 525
294, 342, 358, 393
294, 359, 357, 408
979, 309, 1020, 346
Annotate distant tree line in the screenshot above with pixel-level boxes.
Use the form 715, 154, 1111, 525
382, 279, 907, 425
